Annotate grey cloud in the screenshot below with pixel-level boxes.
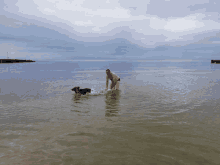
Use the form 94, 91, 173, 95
0, 15, 24, 28
111, 46, 129, 55
151, 46, 168, 51
209, 38, 220, 41
45, 46, 75, 52
186, 31, 220, 45
118, 0, 149, 16
120, 0, 220, 19
188, 0, 220, 13
120, 0, 193, 18
0, 36, 33, 43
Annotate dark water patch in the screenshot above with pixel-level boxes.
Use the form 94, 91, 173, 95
71, 109, 90, 113
0, 134, 21, 139
72, 93, 91, 104
30, 150, 62, 163
67, 132, 95, 137
56, 139, 89, 147
71, 109, 81, 113
24, 150, 63, 165
105, 109, 119, 117
0, 145, 9, 148
0, 117, 49, 131
33, 159, 60, 165
0, 126, 40, 132
0, 104, 51, 129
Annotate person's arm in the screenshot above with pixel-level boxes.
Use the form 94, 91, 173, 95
106, 75, 109, 90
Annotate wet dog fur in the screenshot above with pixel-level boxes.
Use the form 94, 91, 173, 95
71, 86, 91, 95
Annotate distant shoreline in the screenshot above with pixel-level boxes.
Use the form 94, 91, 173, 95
211, 60, 220, 64
0, 59, 35, 63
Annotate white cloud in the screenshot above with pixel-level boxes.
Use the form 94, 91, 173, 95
74, 20, 93, 26
148, 13, 220, 43
164, 15, 205, 32
43, 8, 56, 14
149, 14, 206, 32
12, 0, 134, 33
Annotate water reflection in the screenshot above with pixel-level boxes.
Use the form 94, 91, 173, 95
211, 63, 220, 70
105, 90, 121, 117
72, 93, 82, 103
71, 93, 91, 114
72, 93, 90, 104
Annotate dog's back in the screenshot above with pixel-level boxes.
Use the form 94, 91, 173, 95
84, 88, 91, 93
71, 87, 91, 95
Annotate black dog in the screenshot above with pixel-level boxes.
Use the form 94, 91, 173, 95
71, 86, 91, 95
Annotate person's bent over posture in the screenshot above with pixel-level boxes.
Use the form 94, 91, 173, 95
106, 69, 120, 90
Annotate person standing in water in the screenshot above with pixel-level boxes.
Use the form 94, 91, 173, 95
106, 69, 120, 90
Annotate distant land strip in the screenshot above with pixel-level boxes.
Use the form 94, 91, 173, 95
211, 60, 220, 64
0, 59, 35, 63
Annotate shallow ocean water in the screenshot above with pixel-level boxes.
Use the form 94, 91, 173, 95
0, 60, 220, 164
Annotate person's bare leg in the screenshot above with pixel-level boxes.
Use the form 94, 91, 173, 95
111, 80, 116, 90
111, 84, 116, 90
116, 81, 119, 90
110, 81, 114, 90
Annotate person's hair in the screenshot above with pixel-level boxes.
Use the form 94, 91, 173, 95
106, 69, 110, 72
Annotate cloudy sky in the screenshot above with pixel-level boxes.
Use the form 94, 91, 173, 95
0, 0, 220, 60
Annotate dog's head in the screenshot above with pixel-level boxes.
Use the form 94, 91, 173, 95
71, 86, 80, 93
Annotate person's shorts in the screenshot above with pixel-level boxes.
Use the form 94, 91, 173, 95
110, 78, 120, 82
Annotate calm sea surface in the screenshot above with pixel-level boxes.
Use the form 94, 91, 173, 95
0, 60, 220, 165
